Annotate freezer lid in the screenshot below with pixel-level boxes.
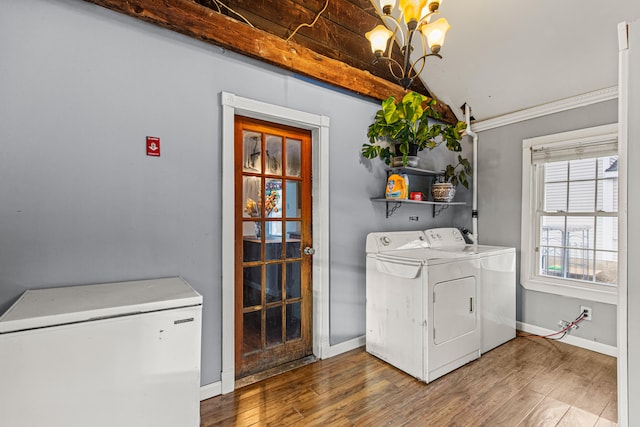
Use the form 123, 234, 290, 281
0, 277, 202, 333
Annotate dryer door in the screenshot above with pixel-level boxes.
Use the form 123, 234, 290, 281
433, 276, 477, 345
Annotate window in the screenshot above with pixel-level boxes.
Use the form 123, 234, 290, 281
521, 124, 618, 304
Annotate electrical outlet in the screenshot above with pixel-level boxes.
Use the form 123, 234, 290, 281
558, 319, 579, 330
581, 305, 592, 321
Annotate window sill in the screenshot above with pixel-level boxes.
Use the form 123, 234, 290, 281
521, 277, 618, 305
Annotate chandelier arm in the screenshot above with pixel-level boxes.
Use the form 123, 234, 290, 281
380, 14, 405, 48
404, 52, 442, 87
405, 58, 423, 83
401, 26, 419, 82
404, 31, 429, 82
417, 10, 437, 27
387, 59, 406, 81
412, 52, 443, 65
372, 56, 405, 81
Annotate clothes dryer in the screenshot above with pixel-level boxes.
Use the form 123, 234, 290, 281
424, 228, 517, 353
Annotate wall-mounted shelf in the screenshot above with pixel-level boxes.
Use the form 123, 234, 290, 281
373, 166, 465, 218
371, 197, 466, 218
386, 166, 442, 176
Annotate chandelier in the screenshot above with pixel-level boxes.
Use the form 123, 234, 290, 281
366, 0, 450, 90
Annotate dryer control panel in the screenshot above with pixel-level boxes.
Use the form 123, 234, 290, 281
424, 228, 466, 248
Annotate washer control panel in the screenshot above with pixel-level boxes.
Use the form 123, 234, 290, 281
365, 231, 429, 253
424, 228, 466, 248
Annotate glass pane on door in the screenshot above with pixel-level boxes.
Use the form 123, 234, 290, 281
286, 262, 301, 299
265, 264, 282, 303
285, 180, 301, 218
243, 266, 261, 307
266, 307, 283, 347
286, 138, 301, 177
286, 221, 301, 258
266, 135, 282, 175
242, 132, 262, 173
243, 176, 261, 218
286, 302, 301, 341
243, 311, 261, 354
242, 221, 261, 262
264, 179, 282, 218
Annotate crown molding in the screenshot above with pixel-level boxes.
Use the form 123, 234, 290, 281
472, 86, 618, 132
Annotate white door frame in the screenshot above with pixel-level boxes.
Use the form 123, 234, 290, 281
617, 21, 629, 427
219, 92, 330, 393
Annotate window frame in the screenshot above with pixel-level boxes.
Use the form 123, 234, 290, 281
521, 123, 618, 304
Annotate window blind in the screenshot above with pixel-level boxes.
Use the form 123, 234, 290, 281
531, 138, 618, 163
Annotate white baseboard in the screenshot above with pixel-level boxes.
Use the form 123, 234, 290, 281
321, 335, 365, 359
517, 321, 617, 357
200, 381, 222, 401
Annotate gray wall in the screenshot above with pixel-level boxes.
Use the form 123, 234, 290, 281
626, 18, 640, 426
477, 99, 618, 346
0, 0, 470, 384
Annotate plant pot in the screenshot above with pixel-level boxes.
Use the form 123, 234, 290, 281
431, 182, 456, 202
391, 156, 419, 167
391, 143, 419, 167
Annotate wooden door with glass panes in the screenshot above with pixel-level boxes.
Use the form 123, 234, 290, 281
234, 116, 313, 379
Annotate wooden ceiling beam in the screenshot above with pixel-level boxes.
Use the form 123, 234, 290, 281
81, 0, 457, 123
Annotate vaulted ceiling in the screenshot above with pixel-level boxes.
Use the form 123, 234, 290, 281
84, 0, 640, 123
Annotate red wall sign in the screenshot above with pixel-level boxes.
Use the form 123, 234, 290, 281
146, 136, 160, 157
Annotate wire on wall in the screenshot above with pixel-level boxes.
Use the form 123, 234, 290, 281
518, 309, 588, 341
204, 0, 255, 27
286, 0, 330, 41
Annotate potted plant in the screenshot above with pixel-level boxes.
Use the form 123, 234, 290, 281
432, 155, 473, 202
362, 91, 467, 167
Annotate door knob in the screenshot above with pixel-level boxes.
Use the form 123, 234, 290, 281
303, 246, 315, 255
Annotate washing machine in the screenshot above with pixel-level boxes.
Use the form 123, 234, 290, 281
424, 228, 516, 353
365, 230, 481, 383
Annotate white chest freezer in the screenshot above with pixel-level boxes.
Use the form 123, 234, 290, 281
0, 277, 203, 427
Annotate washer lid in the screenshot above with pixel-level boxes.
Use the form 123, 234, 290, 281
0, 277, 202, 333
373, 248, 467, 262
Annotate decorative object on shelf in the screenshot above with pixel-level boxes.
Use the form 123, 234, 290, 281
431, 181, 456, 202
362, 92, 467, 167
385, 173, 410, 199
409, 191, 425, 201
365, 0, 450, 90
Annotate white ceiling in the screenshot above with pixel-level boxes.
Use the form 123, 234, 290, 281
417, 0, 640, 122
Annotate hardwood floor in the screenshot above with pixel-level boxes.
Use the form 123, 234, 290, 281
200, 335, 617, 426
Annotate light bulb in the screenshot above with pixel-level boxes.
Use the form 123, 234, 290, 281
399, 0, 427, 24
379, 0, 396, 14
366, 25, 393, 55
422, 17, 450, 53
